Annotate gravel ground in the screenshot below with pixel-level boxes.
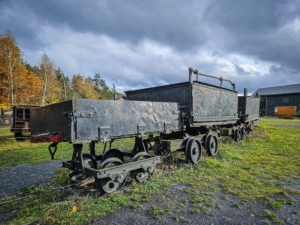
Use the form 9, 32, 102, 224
0, 161, 62, 198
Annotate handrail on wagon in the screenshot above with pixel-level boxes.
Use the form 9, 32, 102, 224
189, 68, 236, 91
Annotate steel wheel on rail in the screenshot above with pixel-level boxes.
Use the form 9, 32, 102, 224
240, 127, 246, 140
131, 152, 153, 183
95, 157, 126, 194
102, 149, 124, 162
69, 154, 97, 183
246, 124, 253, 134
185, 138, 202, 164
205, 134, 219, 156
3, 118, 10, 125
185, 138, 193, 159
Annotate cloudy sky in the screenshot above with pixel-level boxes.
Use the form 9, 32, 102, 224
1, 0, 299, 94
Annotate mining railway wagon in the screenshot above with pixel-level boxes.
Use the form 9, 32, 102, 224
0, 108, 12, 125
125, 69, 239, 127
11, 105, 40, 138
30, 68, 260, 194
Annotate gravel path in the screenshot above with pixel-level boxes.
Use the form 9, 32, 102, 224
0, 161, 62, 198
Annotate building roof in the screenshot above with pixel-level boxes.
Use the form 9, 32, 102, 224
253, 83, 300, 96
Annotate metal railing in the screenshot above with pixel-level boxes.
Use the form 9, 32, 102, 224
189, 68, 236, 91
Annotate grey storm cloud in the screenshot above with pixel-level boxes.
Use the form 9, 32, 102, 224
4, 0, 209, 50
0, 0, 299, 93
204, 0, 300, 73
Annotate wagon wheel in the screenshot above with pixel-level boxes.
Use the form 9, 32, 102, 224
3, 118, 10, 125
95, 157, 126, 194
240, 127, 246, 140
102, 149, 124, 162
185, 138, 202, 164
131, 152, 152, 183
185, 138, 193, 158
205, 134, 219, 156
69, 154, 97, 183
234, 128, 241, 143
247, 124, 253, 134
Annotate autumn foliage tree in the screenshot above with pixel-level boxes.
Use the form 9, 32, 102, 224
0, 29, 43, 106
0, 29, 22, 106
71, 74, 99, 99
34, 53, 62, 105
0, 28, 119, 108
14, 68, 43, 104
71, 73, 118, 100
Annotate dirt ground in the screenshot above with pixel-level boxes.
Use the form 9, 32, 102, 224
88, 179, 300, 225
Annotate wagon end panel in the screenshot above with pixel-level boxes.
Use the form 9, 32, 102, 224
125, 82, 191, 115
75, 99, 181, 142
30, 100, 74, 142
238, 96, 260, 122
192, 82, 238, 125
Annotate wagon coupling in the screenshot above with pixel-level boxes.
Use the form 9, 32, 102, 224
48, 142, 58, 160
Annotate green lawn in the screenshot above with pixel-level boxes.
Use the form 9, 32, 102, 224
0, 125, 134, 169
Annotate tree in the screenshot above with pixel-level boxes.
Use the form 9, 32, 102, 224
111, 83, 117, 99
1, 29, 119, 105
56, 67, 71, 101
71, 74, 101, 99
14, 67, 43, 104
92, 73, 113, 99
92, 72, 102, 93
71, 74, 84, 99
0, 29, 23, 105
37, 53, 62, 105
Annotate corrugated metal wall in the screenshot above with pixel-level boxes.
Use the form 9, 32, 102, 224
260, 94, 300, 116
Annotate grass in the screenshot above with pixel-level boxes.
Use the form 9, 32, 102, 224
0, 125, 134, 169
0, 117, 300, 224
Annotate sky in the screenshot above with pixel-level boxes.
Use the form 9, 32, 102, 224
0, 0, 299, 94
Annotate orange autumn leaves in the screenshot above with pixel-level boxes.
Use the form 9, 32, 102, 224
0, 29, 43, 105
1, 29, 119, 107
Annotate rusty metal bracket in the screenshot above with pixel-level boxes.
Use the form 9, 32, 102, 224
31, 132, 63, 143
